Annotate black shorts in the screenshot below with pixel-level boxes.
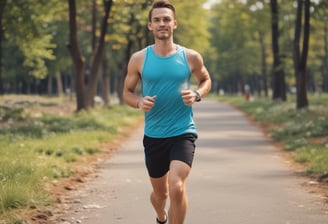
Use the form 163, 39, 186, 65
143, 133, 197, 178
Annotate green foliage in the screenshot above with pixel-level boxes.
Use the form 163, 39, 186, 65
1, 0, 328, 97
107, 0, 211, 79
271, 116, 328, 141
2, 0, 67, 79
20, 35, 56, 78
295, 144, 328, 175
172, 0, 210, 54
0, 107, 25, 121
207, 0, 328, 95
208, 0, 271, 82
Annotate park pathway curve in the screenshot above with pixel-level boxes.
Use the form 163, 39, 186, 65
56, 99, 328, 224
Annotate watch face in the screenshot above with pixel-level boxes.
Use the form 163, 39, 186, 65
195, 91, 201, 102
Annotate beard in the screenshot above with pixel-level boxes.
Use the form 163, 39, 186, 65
154, 30, 172, 40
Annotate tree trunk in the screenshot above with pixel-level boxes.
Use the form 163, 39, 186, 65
47, 76, 53, 96
101, 52, 110, 106
0, 0, 6, 94
293, 0, 310, 109
259, 31, 268, 97
68, 0, 86, 111
91, 0, 97, 51
323, 20, 328, 92
85, 0, 113, 108
56, 71, 64, 97
116, 62, 125, 105
270, 0, 286, 101
117, 37, 134, 105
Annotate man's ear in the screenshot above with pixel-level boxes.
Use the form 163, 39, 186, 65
148, 22, 152, 31
174, 20, 177, 30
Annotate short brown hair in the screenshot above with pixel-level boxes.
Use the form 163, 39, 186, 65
148, 0, 176, 22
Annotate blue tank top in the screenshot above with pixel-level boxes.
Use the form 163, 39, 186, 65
141, 45, 197, 138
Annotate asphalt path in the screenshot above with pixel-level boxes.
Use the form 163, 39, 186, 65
57, 99, 328, 224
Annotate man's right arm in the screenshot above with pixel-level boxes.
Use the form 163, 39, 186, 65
123, 53, 142, 109
123, 51, 157, 112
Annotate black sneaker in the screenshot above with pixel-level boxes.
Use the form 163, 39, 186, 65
156, 210, 168, 224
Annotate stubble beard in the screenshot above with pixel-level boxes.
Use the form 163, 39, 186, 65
155, 32, 172, 41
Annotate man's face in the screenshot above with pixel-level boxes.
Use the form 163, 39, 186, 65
148, 8, 177, 40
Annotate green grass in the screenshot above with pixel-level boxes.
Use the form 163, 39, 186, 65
214, 93, 328, 176
0, 101, 142, 222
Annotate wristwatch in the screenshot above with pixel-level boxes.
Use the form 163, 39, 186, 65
193, 90, 201, 102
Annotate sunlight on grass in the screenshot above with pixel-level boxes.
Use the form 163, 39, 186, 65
0, 157, 51, 210
0, 103, 142, 220
295, 145, 328, 174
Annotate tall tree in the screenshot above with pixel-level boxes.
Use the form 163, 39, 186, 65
270, 0, 286, 101
1, 0, 59, 91
68, 0, 85, 110
324, 21, 328, 92
67, 0, 113, 111
293, 0, 310, 109
258, 30, 269, 97
310, 0, 328, 92
246, 0, 271, 97
0, 0, 6, 94
106, 0, 151, 104
173, 0, 210, 54
209, 0, 266, 94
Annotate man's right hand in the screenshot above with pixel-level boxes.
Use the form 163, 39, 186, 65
138, 96, 157, 112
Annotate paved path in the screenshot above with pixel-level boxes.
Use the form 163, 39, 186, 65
58, 99, 328, 224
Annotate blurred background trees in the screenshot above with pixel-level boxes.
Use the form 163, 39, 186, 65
0, 0, 327, 110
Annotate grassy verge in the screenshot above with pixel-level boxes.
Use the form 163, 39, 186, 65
213, 93, 328, 177
0, 96, 142, 223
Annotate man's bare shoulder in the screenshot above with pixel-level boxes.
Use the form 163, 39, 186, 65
184, 47, 204, 68
130, 48, 146, 63
184, 47, 202, 59
127, 48, 147, 76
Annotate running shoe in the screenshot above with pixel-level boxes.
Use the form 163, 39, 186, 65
156, 210, 168, 224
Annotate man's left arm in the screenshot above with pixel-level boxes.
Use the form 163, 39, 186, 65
188, 49, 212, 100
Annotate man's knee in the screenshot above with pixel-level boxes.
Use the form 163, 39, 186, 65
169, 180, 185, 200
153, 189, 169, 201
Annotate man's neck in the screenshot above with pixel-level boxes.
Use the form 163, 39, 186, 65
153, 40, 176, 57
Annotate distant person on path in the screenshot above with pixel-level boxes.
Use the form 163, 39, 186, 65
123, 1, 211, 223
244, 84, 251, 101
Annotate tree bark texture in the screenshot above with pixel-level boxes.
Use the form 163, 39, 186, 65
259, 31, 268, 97
0, 0, 6, 94
85, 0, 113, 108
56, 71, 64, 97
68, 0, 86, 111
68, 0, 112, 111
293, 0, 310, 109
270, 0, 286, 101
323, 20, 328, 92
101, 52, 110, 106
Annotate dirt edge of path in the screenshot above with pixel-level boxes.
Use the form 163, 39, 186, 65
222, 101, 328, 208
22, 118, 144, 224
21, 99, 328, 223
